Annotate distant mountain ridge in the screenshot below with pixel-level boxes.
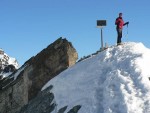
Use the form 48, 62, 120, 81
0, 49, 19, 79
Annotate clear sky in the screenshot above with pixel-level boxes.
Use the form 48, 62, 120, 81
0, 0, 150, 66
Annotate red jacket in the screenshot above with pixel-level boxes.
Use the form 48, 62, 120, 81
115, 17, 124, 29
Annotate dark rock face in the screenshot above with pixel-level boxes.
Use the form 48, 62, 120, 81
3, 65, 16, 73
16, 85, 81, 113
67, 105, 81, 113
57, 105, 81, 113
0, 38, 78, 113
16, 85, 55, 113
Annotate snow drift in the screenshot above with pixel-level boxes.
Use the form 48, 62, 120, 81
42, 42, 150, 113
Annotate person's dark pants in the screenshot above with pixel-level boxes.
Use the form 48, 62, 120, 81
116, 28, 122, 44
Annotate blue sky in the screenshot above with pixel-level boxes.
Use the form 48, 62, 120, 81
0, 0, 150, 66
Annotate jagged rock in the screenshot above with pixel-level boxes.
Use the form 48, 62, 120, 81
67, 105, 81, 113
57, 106, 68, 113
57, 105, 81, 113
25, 37, 78, 100
0, 38, 78, 113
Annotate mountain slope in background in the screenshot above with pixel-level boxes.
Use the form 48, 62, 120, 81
42, 42, 150, 113
0, 49, 19, 79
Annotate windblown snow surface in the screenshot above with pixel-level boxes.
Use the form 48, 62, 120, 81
42, 42, 150, 113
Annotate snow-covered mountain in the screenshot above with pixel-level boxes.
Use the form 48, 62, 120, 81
0, 49, 19, 79
42, 42, 150, 113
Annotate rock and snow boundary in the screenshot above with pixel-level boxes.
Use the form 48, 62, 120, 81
42, 42, 150, 113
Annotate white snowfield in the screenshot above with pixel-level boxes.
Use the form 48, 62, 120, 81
42, 42, 150, 113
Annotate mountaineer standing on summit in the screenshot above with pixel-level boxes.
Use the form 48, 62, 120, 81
115, 13, 129, 45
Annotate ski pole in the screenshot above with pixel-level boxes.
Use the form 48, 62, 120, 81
124, 24, 128, 38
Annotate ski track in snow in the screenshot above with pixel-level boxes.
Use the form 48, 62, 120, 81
42, 42, 150, 113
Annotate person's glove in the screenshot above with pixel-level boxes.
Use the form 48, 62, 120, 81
126, 22, 129, 25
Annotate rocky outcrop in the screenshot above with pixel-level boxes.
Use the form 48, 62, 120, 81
0, 71, 29, 113
26, 37, 78, 100
0, 37, 78, 113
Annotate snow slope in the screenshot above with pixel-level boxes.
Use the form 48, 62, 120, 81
42, 42, 150, 113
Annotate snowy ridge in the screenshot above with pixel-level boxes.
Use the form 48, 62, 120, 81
42, 42, 150, 113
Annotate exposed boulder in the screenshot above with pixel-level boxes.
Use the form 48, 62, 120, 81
25, 37, 78, 100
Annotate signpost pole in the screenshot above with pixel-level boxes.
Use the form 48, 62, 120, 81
97, 20, 106, 51
101, 28, 103, 50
